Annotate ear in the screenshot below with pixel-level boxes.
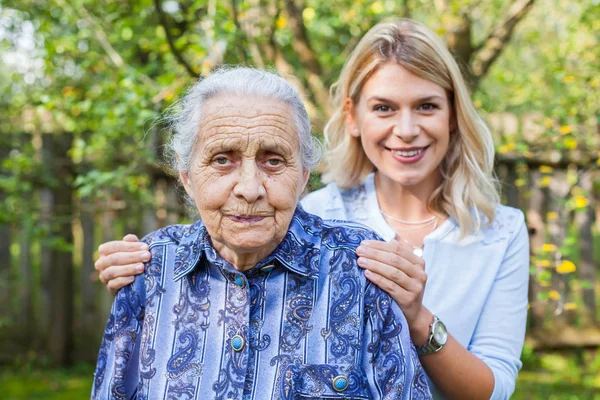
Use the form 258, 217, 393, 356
344, 98, 360, 138
176, 154, 195, 200
300, 168, 311, 194
179, 171, 195, 200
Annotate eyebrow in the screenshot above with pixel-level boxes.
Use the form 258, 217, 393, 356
367, 95, 446, 104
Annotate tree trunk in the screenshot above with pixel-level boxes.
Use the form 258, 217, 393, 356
547, 170, 572, 325
18, 220, 33, 337
0, 142, 11, 322
38, 187, 53, 346
527, 170, 546, 329
574, 170, 597, 325
42, 133, 75, 367
80, 196, 99, 361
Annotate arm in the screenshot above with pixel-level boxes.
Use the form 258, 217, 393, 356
358, 218, 530, 400
95, 234, 151, 295
362, 284, 432, 400
92, 274, 145, 399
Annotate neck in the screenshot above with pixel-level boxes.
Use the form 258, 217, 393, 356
374, 172, 440, 222
212, 241, 275, 272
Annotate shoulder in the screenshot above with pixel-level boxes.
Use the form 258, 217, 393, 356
301, 176, 373, 220
141, 222, 202, 249
480, 205, 526, 245
319, 218, 383, 246
301, 182, 343, 218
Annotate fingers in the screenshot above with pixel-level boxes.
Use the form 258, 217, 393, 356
360, 239, 424, 266
357, 255, 425, 293
99, 263, 145, 286
95, 250, 150, 274
356, 243, 425, 278
106, 276, 136, 295
98, 239, 148, 257
363, 269, 416, 304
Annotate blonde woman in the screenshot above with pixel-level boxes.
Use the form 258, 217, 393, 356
95, 19, 529, 400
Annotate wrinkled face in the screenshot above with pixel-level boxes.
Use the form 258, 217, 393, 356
347, 63, 455, 189
180, 94, 309, 263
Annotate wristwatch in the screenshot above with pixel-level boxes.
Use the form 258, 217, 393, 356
415, 315, 448, 356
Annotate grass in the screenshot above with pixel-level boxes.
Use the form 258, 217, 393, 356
1, 349, 599, 399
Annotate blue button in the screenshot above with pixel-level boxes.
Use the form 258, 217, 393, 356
234, 275, 245, 288
231, 335, 245, 351
332, 375, 348, 392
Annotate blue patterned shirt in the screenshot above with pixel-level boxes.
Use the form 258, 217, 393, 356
92, 206, 431, 400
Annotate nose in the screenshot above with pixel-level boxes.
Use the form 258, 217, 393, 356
232, 159, 266, 203
392, 111, 419, 142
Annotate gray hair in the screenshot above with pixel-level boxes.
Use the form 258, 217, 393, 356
166, 66, 321, 174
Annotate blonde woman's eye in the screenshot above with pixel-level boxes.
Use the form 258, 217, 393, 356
419, 103, 438, 111
374, 104, 391, 112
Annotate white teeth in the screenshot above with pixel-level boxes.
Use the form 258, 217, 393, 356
392, 149, 423, 157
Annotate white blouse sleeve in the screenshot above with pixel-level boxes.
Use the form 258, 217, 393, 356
470, 210, 530, 400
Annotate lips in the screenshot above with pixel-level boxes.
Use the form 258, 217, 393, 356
385, 145, 429, 164
227, 213, 272, 223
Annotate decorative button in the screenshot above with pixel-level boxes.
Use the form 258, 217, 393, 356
332, 375, 348, 392
260, 265, 274, 273
234, 275, 245, 288
231, 335, 245, 351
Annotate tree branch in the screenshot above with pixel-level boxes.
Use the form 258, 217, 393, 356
470, 0, 535, 81
282, 0, 331, 115
54, 0, 155, 86
153, 0, 201, 78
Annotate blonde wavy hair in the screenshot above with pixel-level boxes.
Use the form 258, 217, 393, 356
322, 18, 500, 235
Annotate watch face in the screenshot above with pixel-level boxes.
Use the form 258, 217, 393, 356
432, 320, 448, 346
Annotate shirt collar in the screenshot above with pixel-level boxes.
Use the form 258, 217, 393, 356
173, 205, 322, 281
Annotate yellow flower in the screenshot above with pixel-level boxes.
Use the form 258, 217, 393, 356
539, 280, 551, 287
543, 118, 554, 128
563, 75, 575, 83
564, 137, 577, 149
539, 176, 551, 188
541, 244, 557, 252
591, 78, 600, 88
556, 260, 576, 274
302, 8, 315, 21
536, 259, 552, 268
498, 144, 510, 154
514, 178, 526, 187
574, 195, 589, 209
276, 16, 287, 29
564, 302, 577, 310
559, 125, 572, 135
548, 290, 561, 300
539, 165, 553, 174
546, 211, 559, 220
370, 1, 384, 14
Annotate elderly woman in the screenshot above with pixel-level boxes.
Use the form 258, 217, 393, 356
91, 67, 431, 399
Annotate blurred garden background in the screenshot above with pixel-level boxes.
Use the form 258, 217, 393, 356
0, 0, 599, 398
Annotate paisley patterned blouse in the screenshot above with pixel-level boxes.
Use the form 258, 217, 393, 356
91, 206, 431, 400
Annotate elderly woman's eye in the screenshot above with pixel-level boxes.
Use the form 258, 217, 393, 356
214, 156, 231, 165
267, 158, 283, 166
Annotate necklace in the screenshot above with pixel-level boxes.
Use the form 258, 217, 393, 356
380, 211, 437, 225
394, 218, 440, 258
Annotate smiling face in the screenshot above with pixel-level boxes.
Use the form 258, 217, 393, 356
180, 94, 309, 269
347, 62, 455, 190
